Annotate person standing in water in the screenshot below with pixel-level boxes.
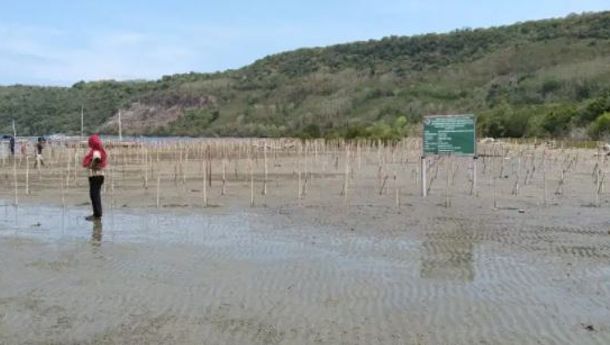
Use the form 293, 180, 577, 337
35, 137, 45, 167
9, 136, 15, 156
82, 134, 107, 221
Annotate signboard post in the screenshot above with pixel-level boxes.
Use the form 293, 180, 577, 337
421, 114, 477, 197
421, 155, 427, 197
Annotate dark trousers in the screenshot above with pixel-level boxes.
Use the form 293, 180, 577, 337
89, 176, 104, 218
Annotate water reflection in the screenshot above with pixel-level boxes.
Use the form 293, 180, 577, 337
0, 202, 251, 247
91, 220, 102, 246
420, 236, 476, 282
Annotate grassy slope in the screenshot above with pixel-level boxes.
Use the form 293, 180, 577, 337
0, 11, 609, 138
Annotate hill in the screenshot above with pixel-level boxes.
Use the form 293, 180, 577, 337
1, 11, 609, 140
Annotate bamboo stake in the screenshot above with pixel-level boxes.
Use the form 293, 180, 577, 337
394, 172, 400, 208
110, 164, 114, 193
156, 174, 161, 209
202, 159, 208, 207
595, 167, 601, 207
342, 144, 349, 205
312, 141, 318, 184
445, 157, 451, 208
107, 164, 113, 209
25, 155, 29, 195
356, 143, 362, 171
297, 143, 302, 200
73, 149, 77, 186
498, 147, 505, 178
207, 146, 212, 188
221, 158, 226, 196
301, 142, 309, 197
556, 166, 566, 195
262, 140, 268, 195
66, 150, 71, 186
60, 169, 65, 208
379, 175, 389, 195
512, 153, 521, 195
234, 156, 239, 180
542, 150, 547, 206
249, 157, 254, 207
181, 148, 186, 187
492, 167, 497, 209
144, 148, 148, 189
471, 157, 477, 196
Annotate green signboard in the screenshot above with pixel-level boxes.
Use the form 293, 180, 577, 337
423, 115, 476, 156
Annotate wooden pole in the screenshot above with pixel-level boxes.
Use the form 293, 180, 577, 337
512, 153, 521, 195
221, 158, 226, 196
66, 150, 71, 186
108, 164, 113, 209
445, 157, 451, 208
543, 150, 547, 206
60, 168, 65, 208
202, 158, 208, 207
394, 172, 400, 208
472, 157, 477, 196
379, 175, 389, 195
492, 168, 497, 209
25, 155, 29, 195
249, 157, 254, 207
154, 173, 160, 209
110, 164, 115, 193
421, 156, 427, 197
73, 149, 78, 186
302, 143, 309, 197
207, 146, 212, 187
596, 167, 601, 207
297, 143, 302, 200
262, 140, 268, 196
144, 148, 148, 189
343, 144, 349, 204
181, 148, 186, 187
173, 159, 178, 186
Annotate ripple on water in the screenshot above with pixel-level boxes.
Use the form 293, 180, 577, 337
1, 203, 610, 344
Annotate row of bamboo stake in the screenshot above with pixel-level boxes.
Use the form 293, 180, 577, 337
1, 138, 608, 209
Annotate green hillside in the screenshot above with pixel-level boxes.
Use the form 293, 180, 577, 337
1, 11, 609, 139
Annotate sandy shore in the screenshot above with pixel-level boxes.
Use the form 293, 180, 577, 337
1, 140, 609, 344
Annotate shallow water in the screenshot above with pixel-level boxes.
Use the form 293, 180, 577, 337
1, 203, 609, 344
0, 204, 255, 246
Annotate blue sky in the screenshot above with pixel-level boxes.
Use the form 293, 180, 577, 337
1, 0, 608, 86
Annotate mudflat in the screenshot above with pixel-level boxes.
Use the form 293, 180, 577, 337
1, 139, 609, 344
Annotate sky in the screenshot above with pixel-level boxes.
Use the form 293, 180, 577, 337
0, 0, 608, 86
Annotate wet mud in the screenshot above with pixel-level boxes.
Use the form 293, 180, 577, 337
1, 199, 609, 345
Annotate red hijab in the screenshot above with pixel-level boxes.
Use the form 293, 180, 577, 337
82, 134, 108, 169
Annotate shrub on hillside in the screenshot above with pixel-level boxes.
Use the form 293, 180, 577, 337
588, 112, 610, 139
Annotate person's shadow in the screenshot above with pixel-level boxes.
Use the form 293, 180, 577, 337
91, 220, 102, 247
